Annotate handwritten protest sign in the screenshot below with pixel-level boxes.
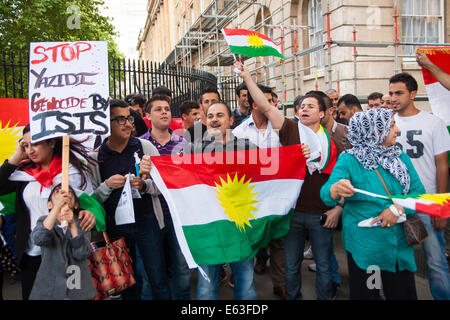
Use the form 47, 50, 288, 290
28, 41, 109, 143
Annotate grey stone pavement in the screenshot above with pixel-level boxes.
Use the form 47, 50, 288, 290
2, 230, 435, 300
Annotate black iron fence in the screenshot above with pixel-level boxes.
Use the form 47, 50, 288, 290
0, 51, 218, 117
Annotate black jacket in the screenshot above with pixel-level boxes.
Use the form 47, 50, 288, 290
0, 160, 32, 264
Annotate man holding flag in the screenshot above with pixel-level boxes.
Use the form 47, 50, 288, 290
236, 61, 340, 300
390, 72, 450, 300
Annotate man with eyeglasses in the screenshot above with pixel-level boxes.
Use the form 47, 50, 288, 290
89, 99, 172, 300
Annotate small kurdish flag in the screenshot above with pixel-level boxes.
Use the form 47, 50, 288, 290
355, 188, 450, 219
389, 193, 450, 219
150, 145, 305, 268
221, 28, 286, 59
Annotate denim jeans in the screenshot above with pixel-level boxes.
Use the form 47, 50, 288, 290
164, 214, 192, 300
196, 259, 257, 300
331, 240, 342, 285
110, 214, 172, 300
135, 245, 152, 300
284, 211, 333, 300
133, 215, 191, 300
418, 213, 450, 300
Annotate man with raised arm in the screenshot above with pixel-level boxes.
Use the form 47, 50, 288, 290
236, 61, 340, 300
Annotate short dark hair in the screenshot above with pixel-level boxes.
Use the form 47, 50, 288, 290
207, 101, 232, 118
293, 95, 304, 112
109, 99, 129, 113
152, 86, 172, 98
389, 72, 418, 92
235, 82, 248, 97
271, 91, 278, 100
337, 94, 362, 111
305, 90, 332, 110
145, 94, 171, 113
179, 100, 200, 116
200, 86, 221, 103
302, 92, 327, 112
367, 92, 383, 101
247, 85, 273, 109
125, 93, 146, 108
48, 183, 80, 210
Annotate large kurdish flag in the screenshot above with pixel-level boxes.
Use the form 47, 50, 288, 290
222, 28, 286, 59
150, 145, 305, 268
416, 47, 450, 127
0, 98, 29, 215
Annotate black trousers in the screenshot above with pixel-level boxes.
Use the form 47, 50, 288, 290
346, 251, 417, 300
20, 254, 41, 300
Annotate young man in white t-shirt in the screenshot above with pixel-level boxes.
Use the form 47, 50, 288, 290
389, 72, 450, 300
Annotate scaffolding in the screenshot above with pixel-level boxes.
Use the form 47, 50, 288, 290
168, 0, 450, 113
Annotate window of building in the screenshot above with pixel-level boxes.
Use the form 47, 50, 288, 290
401, 0, 444, 56
308, 0, 324, 69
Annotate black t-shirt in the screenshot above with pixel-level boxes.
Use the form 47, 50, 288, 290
98, 136, 155, 227
184, 121, 208, 143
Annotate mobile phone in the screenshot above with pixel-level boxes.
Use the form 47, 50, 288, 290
320, 213, 327, 226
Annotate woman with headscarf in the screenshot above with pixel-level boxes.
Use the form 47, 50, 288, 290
320, 108, 425, 300
0, 125, 97, 300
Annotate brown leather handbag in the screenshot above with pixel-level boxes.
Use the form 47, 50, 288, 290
375, 169, 428, 246
87, 232, 135, 300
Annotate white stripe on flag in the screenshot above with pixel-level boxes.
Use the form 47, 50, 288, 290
151, 166, 198, 269
425, 82, 450, 126
168, 179, 303, 226
223, 34, 281, 51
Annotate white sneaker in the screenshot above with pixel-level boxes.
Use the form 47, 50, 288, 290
303, 246, 314, 260
308, 263, 317, 272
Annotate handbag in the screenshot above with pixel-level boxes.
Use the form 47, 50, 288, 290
0, 232, 19, 277
375, 169, 428, 246
87, 231, 135, 300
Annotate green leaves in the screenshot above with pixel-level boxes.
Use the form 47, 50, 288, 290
0, 0, 122, 58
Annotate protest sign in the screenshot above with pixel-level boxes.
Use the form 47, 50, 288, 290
28, 41, 110, 143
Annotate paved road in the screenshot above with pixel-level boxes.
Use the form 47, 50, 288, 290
2, 231, 434, 300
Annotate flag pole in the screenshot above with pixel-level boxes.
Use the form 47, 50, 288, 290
354, 188, 389, 200
60, 135, 70, 228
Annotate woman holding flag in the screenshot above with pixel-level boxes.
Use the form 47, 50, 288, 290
320, 108, 426, 300
0, 124, 97, 299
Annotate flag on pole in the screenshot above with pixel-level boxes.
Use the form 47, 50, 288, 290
222, 28, 286, 59
416, 47, 450, 127
150, 145, 305, 268
354, 188, 450, 219
389, 193, 450, 219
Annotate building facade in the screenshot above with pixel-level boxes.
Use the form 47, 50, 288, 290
137, 0, 449, 113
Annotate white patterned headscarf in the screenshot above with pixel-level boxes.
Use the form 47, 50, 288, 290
345, 108, 410, 194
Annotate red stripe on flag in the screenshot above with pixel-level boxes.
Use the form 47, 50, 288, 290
222, 28, 277, 46
0, 98, 29, 126
152, 144, 306, 189
418, 47, 450, 85
416, 202, 450, 219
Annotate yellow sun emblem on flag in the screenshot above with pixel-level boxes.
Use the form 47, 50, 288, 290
419, 193, 450, 205
247, 33, 264, 49
0, 121, 22, 163
215, 173, 259, 232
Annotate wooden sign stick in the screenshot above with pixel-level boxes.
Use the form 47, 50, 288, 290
60, 135, 70, 228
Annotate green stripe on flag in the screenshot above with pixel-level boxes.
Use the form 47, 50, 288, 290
182, 209, 293, 265
78, 193, 106, 231
0, 192, 16, 215
447, 126, 450, 167
229, 45, 285, 59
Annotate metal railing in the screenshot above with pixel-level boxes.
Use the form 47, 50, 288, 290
1, 51, 218, 117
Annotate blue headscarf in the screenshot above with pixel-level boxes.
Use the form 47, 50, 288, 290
345, 108, 410, 194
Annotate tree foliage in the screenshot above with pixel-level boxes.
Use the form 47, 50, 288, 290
0, 0, 122, 57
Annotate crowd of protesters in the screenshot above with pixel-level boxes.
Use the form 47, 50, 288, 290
0, 52, 449, 301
